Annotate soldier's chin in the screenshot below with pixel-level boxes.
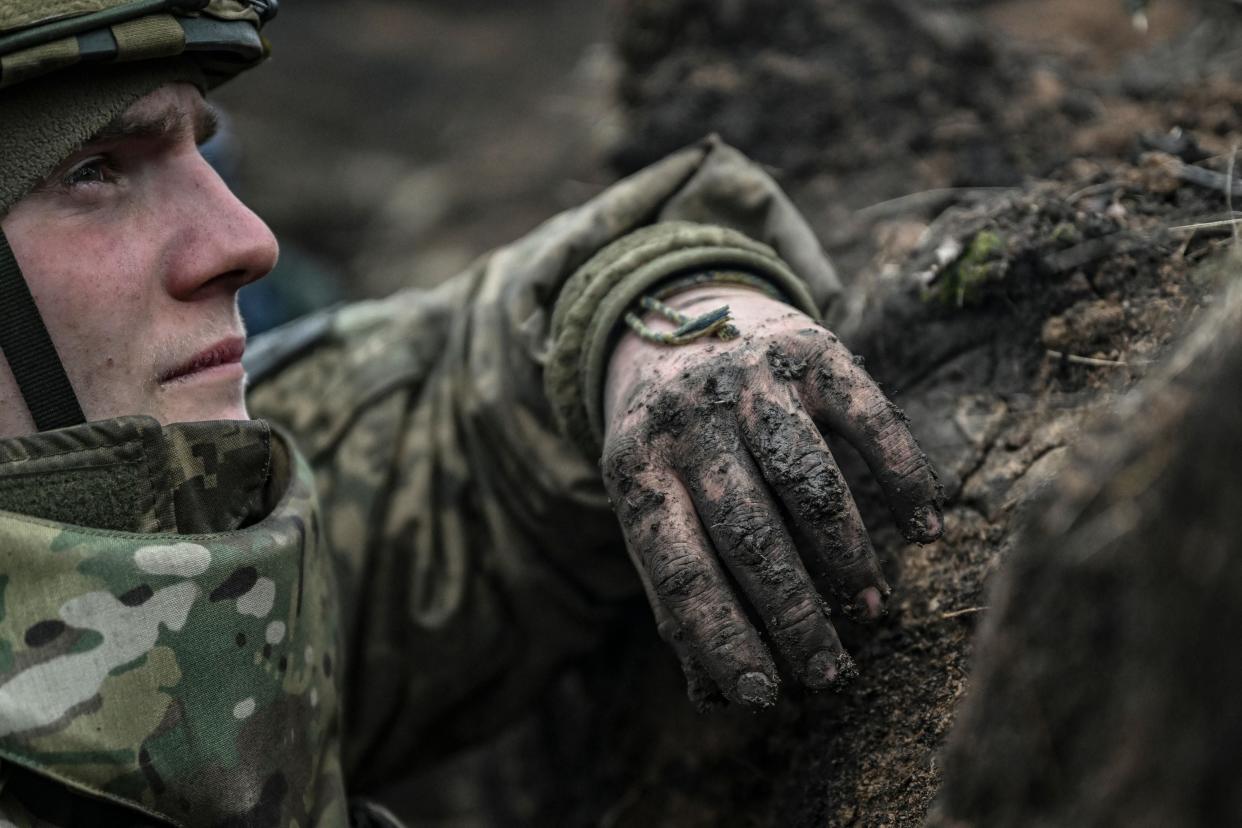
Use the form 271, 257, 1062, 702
157, 367, 250, 424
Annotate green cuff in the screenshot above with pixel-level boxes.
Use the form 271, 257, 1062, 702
545, 221, 821, 459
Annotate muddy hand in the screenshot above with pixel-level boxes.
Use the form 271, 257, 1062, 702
601, 284, 943, 709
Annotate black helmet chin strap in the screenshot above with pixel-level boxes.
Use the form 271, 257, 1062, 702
0, 228, 86, 431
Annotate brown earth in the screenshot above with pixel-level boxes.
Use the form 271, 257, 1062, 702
927, 254, 1242, 827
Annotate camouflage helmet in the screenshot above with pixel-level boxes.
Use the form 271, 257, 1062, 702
0, 1, 276, 90
0, 0, 277, 433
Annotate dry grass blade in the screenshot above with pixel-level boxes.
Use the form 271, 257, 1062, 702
856, 187, 1013, 221
1046, 350, 1150, 368
942, 606, 989, 619
1168, 217, 1242, 233
1230, 143, 1240, 249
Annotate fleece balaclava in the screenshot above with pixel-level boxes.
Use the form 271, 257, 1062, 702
0, 58, 203, 215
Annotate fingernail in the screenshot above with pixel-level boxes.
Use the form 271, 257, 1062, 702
734, 671, 778, 707
805, 649, 839, 688
908, 504, 944, 543
855, 586, 886, 620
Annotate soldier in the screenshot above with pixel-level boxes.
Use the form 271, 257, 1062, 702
0, 1, 943, 825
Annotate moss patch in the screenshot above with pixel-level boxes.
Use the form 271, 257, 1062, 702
930, 230, 1008, 307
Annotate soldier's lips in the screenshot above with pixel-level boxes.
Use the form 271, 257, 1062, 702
159, 337, 246, 385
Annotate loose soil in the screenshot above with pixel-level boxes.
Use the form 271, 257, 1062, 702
928, 262, 1242, 827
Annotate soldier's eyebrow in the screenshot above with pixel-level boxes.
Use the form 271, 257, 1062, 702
87, 98, 220, 147
194, 103, 221, 146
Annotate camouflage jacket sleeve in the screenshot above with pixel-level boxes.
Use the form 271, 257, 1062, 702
245, 137, 842, 784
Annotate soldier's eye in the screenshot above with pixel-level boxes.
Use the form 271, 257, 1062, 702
63, 157, 115, 188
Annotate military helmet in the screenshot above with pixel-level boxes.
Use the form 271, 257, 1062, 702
0, 0, 276, 89
0, 0, 277, 432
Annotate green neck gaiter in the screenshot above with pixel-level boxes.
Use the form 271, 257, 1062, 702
0, 416, 275, 535
0, 419, 348, 827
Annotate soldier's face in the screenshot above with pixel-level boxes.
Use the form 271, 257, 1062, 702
0, 83, 278, 437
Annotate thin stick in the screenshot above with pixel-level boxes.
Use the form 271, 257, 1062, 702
1229, 143, 1240, 247
1066, 181, 1117, 204
1046, 350, 1148, 368
1165, 156, 1242, 198
942, 606, 989, 619
1189, 150, 1242, 167
856, 187, 1012, 220
1168, 217, 1242, 232
1176, 229, 1195, 259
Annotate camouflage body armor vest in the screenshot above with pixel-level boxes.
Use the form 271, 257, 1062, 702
0, 416, 354, 827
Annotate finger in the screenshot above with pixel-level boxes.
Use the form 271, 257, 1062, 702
738, 384, 890, 621
675, 425, 853, 690
789, 337, 945, 543
623, 536, 726, 710
602, 437, 781, 707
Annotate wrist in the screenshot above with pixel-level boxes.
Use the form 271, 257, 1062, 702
545, 222, 821, 459
654, 283, 776, 315
605, 286, 798, 428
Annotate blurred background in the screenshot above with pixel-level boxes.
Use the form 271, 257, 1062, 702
215, 0, 1212, 330
215, 0, 619, 334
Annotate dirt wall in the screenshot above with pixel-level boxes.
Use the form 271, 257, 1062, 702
929, 259, 1242, 827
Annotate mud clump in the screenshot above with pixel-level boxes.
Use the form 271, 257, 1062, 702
766, 345, 808, 382
643, 389, 692, 439
1040, 299, 1127, 352
747, 397, 849, 526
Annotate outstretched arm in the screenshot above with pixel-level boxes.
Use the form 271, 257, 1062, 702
247, 136, 940, 785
